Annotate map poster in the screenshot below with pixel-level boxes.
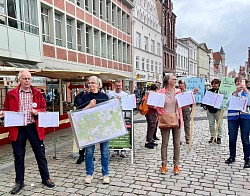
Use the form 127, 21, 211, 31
185, 77, 205, 103
68, 99, 128, 148
218, 77, 235, 109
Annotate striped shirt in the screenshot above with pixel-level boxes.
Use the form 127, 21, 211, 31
19, 87, 35, 124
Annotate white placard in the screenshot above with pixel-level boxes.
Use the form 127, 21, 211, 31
202, 91, 224, 109
228, 96, 247, 111
120, 94, 136, 110
147, 92, 166, 107
175, 91, 195, 108
4, 111, 26, 127
38, 112, 59, 127
214, 94, 224, 109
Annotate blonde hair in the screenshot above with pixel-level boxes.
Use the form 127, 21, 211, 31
88, 76, 102, 88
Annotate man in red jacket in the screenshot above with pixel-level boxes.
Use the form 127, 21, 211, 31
0, 70, 55, 194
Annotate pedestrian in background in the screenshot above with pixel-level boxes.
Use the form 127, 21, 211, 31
79, 76, 111, 184
225, 77, 250, 168
108, 80, 128, 158
145, 84, 158, 149
0, 70, 55, 194
178, 80, 192, 144
206, 79, 223, 144
156, 74, 183, 175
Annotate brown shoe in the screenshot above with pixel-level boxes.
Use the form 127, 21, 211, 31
160, 164, 167, 174
174, 166, 180, 175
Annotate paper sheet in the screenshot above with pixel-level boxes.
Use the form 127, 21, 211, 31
147, 92, 166, 107
4, 111, 26, 127
175, 91, 195, 108
38, 112, 59, 127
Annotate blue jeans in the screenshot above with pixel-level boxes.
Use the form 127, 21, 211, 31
85, 140, 110, 176
228, 118, 250, 161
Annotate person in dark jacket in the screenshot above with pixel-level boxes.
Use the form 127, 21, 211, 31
73, 90, 87, 164
206, 79, 223, 144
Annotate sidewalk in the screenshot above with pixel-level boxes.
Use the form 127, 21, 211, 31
0, 107, 250, 195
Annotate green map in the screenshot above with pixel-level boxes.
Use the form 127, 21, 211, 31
68, 99, 128, 148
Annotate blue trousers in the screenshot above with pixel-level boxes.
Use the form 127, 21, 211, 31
85, 140, 110, 176
12, 124, 50, 183
228, 118, 250, 161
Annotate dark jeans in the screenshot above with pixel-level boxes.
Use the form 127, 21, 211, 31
228, 118, 250, 161
12, 124, 50, 183
145, 113, 158, 143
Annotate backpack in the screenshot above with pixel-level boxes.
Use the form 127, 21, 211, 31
139, 95, 149, 115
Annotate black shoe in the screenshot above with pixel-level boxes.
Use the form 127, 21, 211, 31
244, 160, 250, 168
217, 138, 221, 144
186, 140, 189, 144
153, 137, 160, 140
42, 179, 55, 188
209, 137, 216, 143
151, 141, 158, 146
76, 156, 84, 164
225, 157, 235, 165
145, 143, 154, 149
10, 182, 24, 194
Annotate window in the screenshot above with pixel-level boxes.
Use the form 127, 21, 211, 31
159, 63, 162, 73
136, 32, 141, 48
157, 42, 160, 55
0, 0, 6, 24
155, 62, 158, 73
101, 33, 106, 58
85, 0, 88, 11
7, 0, 23, 30
136, 56, 140, 69
41, 7, 50, 43
112, 38, 117, 60
122, 11, 126, 31
67, 18, 73, 49
151, 39, 155, 53
127, 45, 130, 64
100, 0, 103, 19
144, 36, 148, 51
111, 3, 115, 26
106, 1, 110, 23
146, 59, 149, 71
123, 43, 126, 63
86, 25, 90, 53
55, 13, 62, 46
118, 41, 122, 62
117, 8, 121, 29
151, 60, 154, 72
77, 22, 83, 51
94, 30, 98, 55
23, 0, 38, 34
107, 35, 111, 59
142, 58, 145, 70
93, 0, 96, 15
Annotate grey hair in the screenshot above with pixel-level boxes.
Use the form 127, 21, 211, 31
18, 70, 31, 80
88, 76, 102, 88
162, 73, 175, 88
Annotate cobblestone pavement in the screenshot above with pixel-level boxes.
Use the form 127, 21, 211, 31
0, 107, 250, 195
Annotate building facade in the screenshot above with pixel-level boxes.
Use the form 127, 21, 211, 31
156, 0, 176, 76
175, 39, 188, 77
0, 0, 134, 91
132, 0, 162, 88
178, 37, 198, 77
197, 43, 209, 80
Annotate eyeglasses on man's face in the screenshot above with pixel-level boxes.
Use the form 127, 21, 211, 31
21, 78, 31, 81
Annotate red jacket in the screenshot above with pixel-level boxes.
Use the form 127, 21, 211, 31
3, 85, 46, 141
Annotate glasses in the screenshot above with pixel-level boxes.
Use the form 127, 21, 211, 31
21, 78, 31, 81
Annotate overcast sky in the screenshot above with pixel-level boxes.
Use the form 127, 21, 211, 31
173, 0, 250, 72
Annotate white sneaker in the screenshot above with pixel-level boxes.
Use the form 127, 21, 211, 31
103, 176, 110, 184
84, 175, 93, 184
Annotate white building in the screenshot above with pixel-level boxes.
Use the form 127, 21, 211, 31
179, 37, 198, 77
132, 0, 162, 88
176, 39, 189, 77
